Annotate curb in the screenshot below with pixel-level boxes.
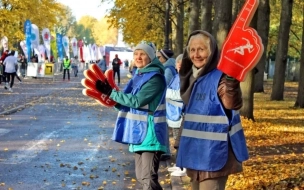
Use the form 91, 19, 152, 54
0, 104, 26, 116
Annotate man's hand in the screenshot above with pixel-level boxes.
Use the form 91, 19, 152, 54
81, 64, 119, 107
217, 0, 264, 82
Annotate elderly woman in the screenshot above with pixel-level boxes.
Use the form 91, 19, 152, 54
95, 42, 168, 190
175, 30, 249, 190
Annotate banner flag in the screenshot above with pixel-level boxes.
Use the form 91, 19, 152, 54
62, 36, 69, 57
71, 37, 78, 57
41, 28, 51, 61
50, 32, 57, 60
78, 40, 84, 62
24, 19, 32, 62
20, 41, 28, 58
31, 24, 39, 50
56, 33, 63, 60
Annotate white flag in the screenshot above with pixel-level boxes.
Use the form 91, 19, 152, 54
41, 28, 51, 61
20, 41, 28, 58
1, 36, 8, 51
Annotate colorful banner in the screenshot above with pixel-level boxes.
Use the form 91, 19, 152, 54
62, 36, 69, 57
71, 37, 78, 58
1, 36, 8, 52
56, 33, 63, 60
41, 28, 51, 61
50, 32, 57, 60
38, 45, 46, 60
78, 40, 84, 62
20, 41, 28, 58
24, 20, 32, 62
31, 24, 39, 50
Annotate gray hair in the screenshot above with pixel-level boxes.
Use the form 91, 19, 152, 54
186, 33, 211, 58
176, 54, 183, 62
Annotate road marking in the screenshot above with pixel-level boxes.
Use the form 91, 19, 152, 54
2, 126, 70, 164
0, 128, 10, 136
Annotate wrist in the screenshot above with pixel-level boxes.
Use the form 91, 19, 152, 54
225, 75, 235, 81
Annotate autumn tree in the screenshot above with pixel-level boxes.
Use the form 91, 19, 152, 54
188, 0, 200, 35
295, 3, 304, 108
92, 17, 118, 46
271, 0, 293, 100
201, 0, 213, 34
254, 0, 270, 92
0, 0, 65, 49
212, 0, 232, 50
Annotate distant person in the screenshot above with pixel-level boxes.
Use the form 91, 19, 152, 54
72, 56, 79, 77
63, 56, 71, 81
19, 55, 27, 77
112, 54, 122, 86
3, 50, 18, 92
97, 55, 107, 73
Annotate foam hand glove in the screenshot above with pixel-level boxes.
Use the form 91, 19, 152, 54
217, 0, 264, 82
81, 64, 119, 107
95, 80, 112, 96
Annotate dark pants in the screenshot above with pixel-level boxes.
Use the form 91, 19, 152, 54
63, 69, 70, 80
72, 66, 78, 77
6, 72, 16, 88
135, 151, 162, 190
113, 69, 120, 84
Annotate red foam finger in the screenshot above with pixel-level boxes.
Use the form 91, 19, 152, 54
232, 0, 259, 29
82, 89, 116, 107
81, 78, 96, 90
217, 0, 263, 81
90, 64, 107, 81
105, 69, 119, 91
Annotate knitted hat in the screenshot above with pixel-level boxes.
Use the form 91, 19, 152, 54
159, 49, 174, 60
134, 43, 156, 61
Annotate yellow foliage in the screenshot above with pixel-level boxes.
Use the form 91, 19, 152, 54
0, 0, 66, 49
226, 81, 304, 189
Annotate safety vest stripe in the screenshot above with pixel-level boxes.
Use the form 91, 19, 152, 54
118, 111, 147, 122
154, 116, 166, 123
156, 104, 166, 110
229, 122, 243, 136
181, 129, 227, 141
166, 99, 183, 108
185, 114, 229, 124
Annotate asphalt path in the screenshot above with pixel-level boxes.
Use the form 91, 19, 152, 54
0, 68, 172, 190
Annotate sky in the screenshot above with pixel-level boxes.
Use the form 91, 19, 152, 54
57, 0, 113, 21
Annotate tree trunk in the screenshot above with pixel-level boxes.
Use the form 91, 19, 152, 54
201, 0, 213, 34
175, 0, 184, 55
254, 0, 270, 92
188, 0, 200, 36
232, 0, 243, 23
271, 0, 293, 100
213, 0, 232, 50
295, 3, 304, 108
240, 70, 255, 120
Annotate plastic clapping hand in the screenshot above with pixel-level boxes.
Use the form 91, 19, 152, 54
217, 0, 264, 82
81, 64, 119, 107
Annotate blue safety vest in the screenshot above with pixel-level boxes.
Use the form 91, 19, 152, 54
176, 69, 249, 171
166, 74, 183, 121
112, 71, 168, 146
165, 65, 177, 76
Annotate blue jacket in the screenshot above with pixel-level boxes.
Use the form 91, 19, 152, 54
166, 74, 183, 122
97, 59, 107, 72
176, 69, 249, 171
163, 58, 176, 84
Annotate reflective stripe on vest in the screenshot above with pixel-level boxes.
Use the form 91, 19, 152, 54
181, 129, 227, 141
112, 71, 168, 145
176, 69, 248, 172
184, 114, 229, 124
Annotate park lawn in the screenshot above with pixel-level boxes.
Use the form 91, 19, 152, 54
177, 81, 304, 190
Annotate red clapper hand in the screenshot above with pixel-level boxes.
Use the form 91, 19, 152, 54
217, 0, 264, 82
81, 64, 119, 107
